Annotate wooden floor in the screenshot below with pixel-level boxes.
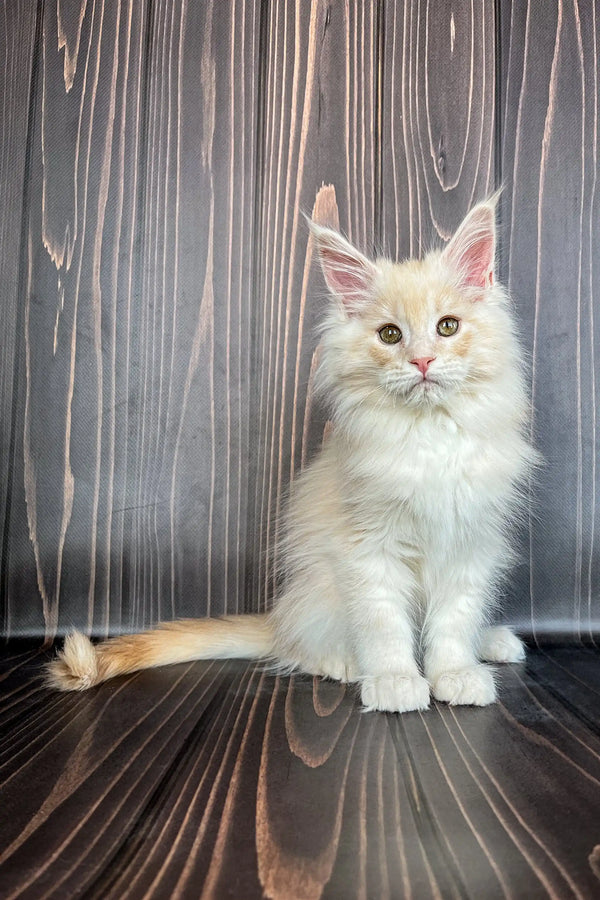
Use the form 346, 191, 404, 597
1, 645, 600, 899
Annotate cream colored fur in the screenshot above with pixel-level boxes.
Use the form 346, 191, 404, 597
47, 200, 537, 712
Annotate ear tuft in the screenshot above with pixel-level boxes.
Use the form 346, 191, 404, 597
309, 222, 379, 313
442, 201, 496, 293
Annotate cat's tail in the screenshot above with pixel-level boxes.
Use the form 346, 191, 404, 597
45, 614, 273, 691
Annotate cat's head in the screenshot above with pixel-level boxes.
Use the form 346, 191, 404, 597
312, 201, 519, 416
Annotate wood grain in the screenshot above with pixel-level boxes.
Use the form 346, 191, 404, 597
0, 0, 39, 635
2, 4, 600, 897
381, 0, 497, 260
2, 0, 264, 638
1, 646, 600, 898
0, 1, 599, 640
499, 0, 600, 641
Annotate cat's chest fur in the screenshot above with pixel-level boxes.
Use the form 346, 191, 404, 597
337, 409, 508, 535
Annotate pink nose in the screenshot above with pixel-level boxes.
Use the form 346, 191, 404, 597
410, 357, 436, 377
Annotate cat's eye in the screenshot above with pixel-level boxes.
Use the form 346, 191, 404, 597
378, 324, 402, 345
437, 316, 460, 337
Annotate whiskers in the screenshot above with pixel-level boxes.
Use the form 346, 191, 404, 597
360, 383, 386, 407
374, 381, 399, 414
332, 358, 477, 424
381, 369, 414, 397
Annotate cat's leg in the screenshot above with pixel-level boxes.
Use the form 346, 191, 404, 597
308, 630, 359, 682
269, 580, 358, 683
478, 625, 526, 663
348, 558, 430, 713
423, 577, 496, 707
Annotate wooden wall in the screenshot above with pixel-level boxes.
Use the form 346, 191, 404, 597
0, 0, 598, 642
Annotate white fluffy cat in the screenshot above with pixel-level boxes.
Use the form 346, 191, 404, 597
47, 199, 537, 713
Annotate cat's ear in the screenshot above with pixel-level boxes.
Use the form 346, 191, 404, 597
310, 222, 379, 314
442, 201, 496, 293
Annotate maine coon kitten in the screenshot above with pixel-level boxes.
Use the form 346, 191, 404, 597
47, 199, 537, 713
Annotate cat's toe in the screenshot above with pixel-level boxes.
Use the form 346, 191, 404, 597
431, 665, 496, 706
478, 626, 526, 663
318, 656, 356, 683
361, 673, 430, 713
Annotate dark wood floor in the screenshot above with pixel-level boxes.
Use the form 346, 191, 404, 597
1, 645, 600, 899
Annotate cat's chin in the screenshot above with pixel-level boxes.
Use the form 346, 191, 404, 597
402, 378, 447, 407
381, 377, 446, 406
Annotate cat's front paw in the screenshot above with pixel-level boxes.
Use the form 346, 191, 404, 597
361, 673, 430, 713
431, 665, 496, 706
316, 655, 357, 683
478, 626, 526, 663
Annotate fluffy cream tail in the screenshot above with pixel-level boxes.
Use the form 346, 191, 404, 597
46, 614, 273, 691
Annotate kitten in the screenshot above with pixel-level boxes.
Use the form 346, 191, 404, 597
47, 199, 537, 713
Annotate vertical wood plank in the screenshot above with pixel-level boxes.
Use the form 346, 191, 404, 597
381, 0, 496, 258
5, 0, 149, 639
0, 1, 39, 635
131, 0, 261, 623
500, 0, 600, 640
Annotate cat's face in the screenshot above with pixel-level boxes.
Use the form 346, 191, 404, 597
342, 255, 505, 408
313, 202, 510, 411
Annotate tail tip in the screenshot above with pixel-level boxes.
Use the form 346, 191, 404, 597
45, 631, 99, 691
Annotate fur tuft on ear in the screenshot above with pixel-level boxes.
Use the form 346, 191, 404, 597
309, 221, 379, 313
442, 200, 497, 293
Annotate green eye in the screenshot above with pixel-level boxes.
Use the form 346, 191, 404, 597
378, 324, 402, 345
437, 316, 460, 337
